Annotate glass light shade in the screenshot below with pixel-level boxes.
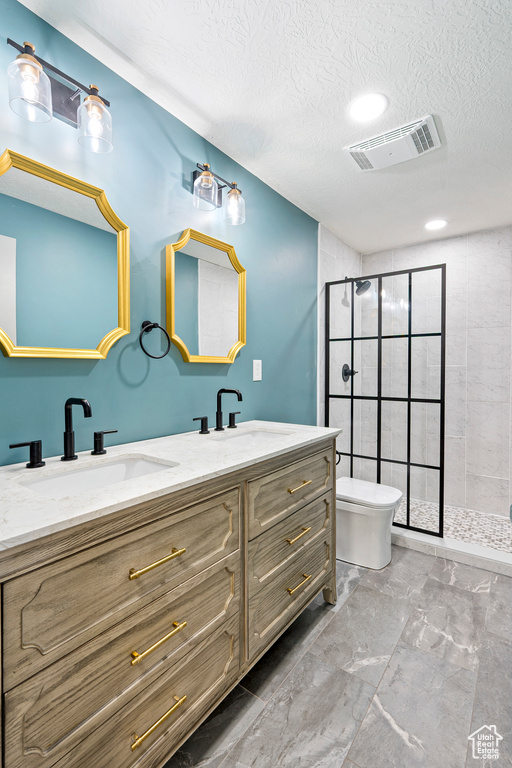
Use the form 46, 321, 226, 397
7, 55, 52, 123
193, 170, 218, 211
224, 187, 245, 225
77, 96, 113, 153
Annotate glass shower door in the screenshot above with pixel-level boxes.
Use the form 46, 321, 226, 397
325, 265, 446, 537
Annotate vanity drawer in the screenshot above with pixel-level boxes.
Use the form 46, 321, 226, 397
3, 487, 240, 684
4, 555, 240, 768
46, 616, 238, 768
247, 447, 333, 539
248, 536, 331, 659
248, 492, 332, 593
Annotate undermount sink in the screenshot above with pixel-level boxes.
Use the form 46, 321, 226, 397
19, 455, 179, 499
210, 428, 294, 446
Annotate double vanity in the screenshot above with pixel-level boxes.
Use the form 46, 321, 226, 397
0, 420, 339, 768
0, 148, 337, 767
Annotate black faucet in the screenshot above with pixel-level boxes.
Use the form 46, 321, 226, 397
9, 440, 45, 468
62, 398, 92, 461
215, 388, 242, 431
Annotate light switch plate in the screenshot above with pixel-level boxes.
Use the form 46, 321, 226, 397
253, 359, 262, 381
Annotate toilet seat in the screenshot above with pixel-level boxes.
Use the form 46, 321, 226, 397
336, 477, 402, 511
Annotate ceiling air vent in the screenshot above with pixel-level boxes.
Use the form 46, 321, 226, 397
344, 115, 441, 171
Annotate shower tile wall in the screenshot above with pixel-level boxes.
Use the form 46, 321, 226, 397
362, 226, 512, 517
317, 225, 361, 429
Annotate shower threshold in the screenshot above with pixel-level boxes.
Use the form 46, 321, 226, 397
392, 498, 512, 576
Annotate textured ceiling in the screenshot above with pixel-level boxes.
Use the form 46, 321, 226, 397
17, 0, 512, 252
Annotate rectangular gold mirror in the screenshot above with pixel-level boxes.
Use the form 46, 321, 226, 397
0, 149, 129, 359
166, 229, 246, 363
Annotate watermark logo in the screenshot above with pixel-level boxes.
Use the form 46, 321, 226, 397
468, 725, 502, 760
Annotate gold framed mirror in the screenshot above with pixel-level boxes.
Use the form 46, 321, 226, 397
166, 229, 246, 363
0, 149, 130, 359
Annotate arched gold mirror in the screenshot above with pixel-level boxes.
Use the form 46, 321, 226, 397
0, 149, 129, 359
166, 229, 246, 363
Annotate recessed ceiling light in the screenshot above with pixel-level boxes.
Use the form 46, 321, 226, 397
424, 219, 448, 231
348, 93, 388, 122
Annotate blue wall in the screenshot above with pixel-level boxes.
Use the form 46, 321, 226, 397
0, 0, 318, 466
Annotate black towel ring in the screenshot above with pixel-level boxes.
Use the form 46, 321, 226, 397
139, 320, 171, 359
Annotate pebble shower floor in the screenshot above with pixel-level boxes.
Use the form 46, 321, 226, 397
394, 499, 512, 553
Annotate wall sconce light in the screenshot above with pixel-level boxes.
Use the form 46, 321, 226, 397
6, 39, 113, 153
77, 86, 112, 153
7, 41, 52, 122
192, 163, 246, 225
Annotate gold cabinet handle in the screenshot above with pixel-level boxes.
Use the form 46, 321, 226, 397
129, 547, 186, 580
286, 526, 312, 545
131, 621, 187, 666
287, 573, 312, 595
131, 694, 187, 751
287, 479, 312, 495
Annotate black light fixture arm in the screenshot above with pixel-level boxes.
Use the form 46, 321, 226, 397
6, 38, 111, 106
195, 163, 241, 194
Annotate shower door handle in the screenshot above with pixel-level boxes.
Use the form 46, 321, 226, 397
342, 363, 358, 382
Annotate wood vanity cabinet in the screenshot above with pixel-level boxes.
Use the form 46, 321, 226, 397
0, 438, 336, 768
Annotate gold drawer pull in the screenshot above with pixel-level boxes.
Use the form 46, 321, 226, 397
131, 621, 187, 665
286, 526, 312, 545
131, 694, 187, 751
129, 547, 186, 580
287, 479, 312, 495
287, 573, 312, 595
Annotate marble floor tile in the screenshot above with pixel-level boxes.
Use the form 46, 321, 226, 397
429, 558, 497, 593
359, 546, 435, 602
348, 643, 476, 768
486, 574, 512, 640
220, 760, 250, 768
310, 586, 412, 686
401, 578, 487, 671
309, 559, 368, 613
228, 652, 374, 768
240, 598, 335, 702
164, 686, 265, 768
468, 633, 512, 766
167, 554, 512, 768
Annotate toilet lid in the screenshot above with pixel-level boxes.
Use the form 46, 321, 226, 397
336, 477, 402, 509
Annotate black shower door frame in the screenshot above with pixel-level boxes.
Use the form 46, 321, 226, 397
325, 265, 446, 538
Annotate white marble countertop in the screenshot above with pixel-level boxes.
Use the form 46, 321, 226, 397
0, 420, 340, 552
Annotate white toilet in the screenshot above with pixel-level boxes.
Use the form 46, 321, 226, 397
335, 477, 403, 569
